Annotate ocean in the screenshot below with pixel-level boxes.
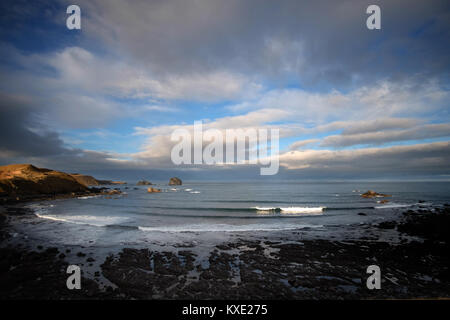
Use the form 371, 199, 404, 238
17, 181, 450, 247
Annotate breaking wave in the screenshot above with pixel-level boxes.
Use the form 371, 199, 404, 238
35, 213, 130, 227
374, 203, 413, 209
138, 223, 323, 232
252, 206, 325, 214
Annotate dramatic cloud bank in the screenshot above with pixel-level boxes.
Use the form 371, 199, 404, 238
0, 0, 449, 179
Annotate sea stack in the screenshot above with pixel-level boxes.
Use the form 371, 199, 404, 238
169, 177, 182, 185
137, 180, 152, 186
147, 187, 161, 193
361, 190, 391, 198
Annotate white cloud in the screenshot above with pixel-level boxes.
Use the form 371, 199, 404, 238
341, 118, 420, 135
46, 47, 261, 102
321, 123, 450, 147
227, 79, 449, 124
279, 141, 450, 173
288, 139, 320, 150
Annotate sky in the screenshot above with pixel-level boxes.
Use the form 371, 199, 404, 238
0, 0, 449, 180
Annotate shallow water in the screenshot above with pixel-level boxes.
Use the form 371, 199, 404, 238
18, 181, 450, 245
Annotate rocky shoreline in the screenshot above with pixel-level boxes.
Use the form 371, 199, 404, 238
0, 164, 120, 205
0, 164, 186, 204
0, 204, 449, 300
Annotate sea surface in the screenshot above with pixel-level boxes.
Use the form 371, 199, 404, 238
18, 181, 450, 246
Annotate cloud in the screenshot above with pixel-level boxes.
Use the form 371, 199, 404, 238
321, 124, 450, 147
288, 139, 320, 151
279, 141, 450, 176
47, 46, 261, 101
227, 79, 449, 123
43, 46, 261, 102
76, 0, 450, 87
142, 105, 179, 113
0, 0, 449, 180
341, 118, 420, 135
0, 93, 79, 158
131, 108, 290, 167
2, 45, 261, 104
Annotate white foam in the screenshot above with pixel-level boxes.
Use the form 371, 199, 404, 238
416, 202, 433, 207
185, 188, 193, 191
138, 223, 323, 233
35, 213, 128, 227
77, 195, 101, 200
26, 203, 54, 209
375, 203, 411, 209
190, 191, 201, 194
253, 206, 325, 214
253, 207, 275, 211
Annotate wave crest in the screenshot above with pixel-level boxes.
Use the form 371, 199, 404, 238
253, 206, 325, 214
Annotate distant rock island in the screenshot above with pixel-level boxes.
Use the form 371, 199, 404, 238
169, 177, 182, 185
137, 180, 152, 186
361, 190, 391, 198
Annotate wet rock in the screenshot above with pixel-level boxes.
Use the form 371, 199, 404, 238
0, 247, 110, 299
361, 190, 390, 198
216, 244, 232, 250
397, 207, 450, 244
377, 221, 397, 229
45, 247, 58, 254
137, 180, 152, 186
168, 177, 182, 185
103, 189, 121, 195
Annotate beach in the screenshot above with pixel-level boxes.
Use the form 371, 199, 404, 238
1, 201, 449, 299
1, 165, 449, 299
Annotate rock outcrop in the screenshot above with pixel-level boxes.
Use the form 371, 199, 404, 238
107, 189, 121, 195
361, 190, 391, 198
70, 174, 101, 187
147, 187, 161, 193
69, 174, 127, 186
137, 180, 152, 186
169, 177, 182, 185
0, 164, 88, 201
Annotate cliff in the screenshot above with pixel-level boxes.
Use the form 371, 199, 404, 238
0, 164, 89, 201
